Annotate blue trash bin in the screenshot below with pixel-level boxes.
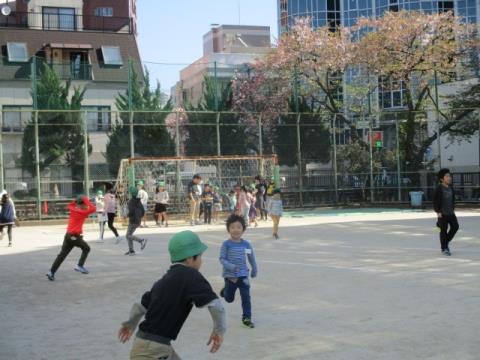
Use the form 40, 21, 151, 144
409, 191, 424, 207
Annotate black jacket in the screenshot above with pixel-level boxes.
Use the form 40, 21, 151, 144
128, 198, 145, 224
433, 184, 455, 214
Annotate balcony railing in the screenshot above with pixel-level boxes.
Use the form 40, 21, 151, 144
50, 62, 93, 80
0, 11, 132, 33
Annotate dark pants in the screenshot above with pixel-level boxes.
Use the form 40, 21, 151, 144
204, 203, 212, 224
0, 224, 13, 243
107, 213, 119, 237
50, 234, 90, 274
438, 214, 459, 251
224, 277, 252, 319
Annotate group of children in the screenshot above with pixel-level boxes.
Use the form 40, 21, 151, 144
119, 213, 257, 359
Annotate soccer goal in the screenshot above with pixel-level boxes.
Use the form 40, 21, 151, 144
115, 155, 278, 213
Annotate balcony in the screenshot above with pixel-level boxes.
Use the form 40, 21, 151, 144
0, 11, 132, 34
50, 62, 93, 81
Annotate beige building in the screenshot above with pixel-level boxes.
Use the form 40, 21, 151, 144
172, 25, 271, 107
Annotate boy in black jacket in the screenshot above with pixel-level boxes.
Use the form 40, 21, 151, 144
125, 186, 147, 256
118, 230, 226, 359
433, 168, 459, 256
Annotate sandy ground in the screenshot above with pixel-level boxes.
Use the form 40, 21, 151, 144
0, 209, 479, 360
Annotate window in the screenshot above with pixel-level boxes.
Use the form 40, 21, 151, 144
83, 106, 111, 131
438, 1, 454, 13
94, 7, 113, 17
2, 106, 32, 132
379, 76, 407, 109
42, 7, 75, 31
101, 46, 123, 65
7, 42, 28, 62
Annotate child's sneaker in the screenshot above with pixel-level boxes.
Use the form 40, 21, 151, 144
46, 271, 55, 281
75, 265, 89, 274
140, 238, 148, 250
242, 317, 255, 328
125, 250, 135, 256
273, 233, 279, 240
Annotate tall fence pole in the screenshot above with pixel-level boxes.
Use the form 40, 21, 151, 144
332, 114, 339, 204
296, 113, 304, 207
214, 61, 219, 112
369, 118, 375, 203
216, 112, 221, 156
395, 115, 402, 201
83, 111, 90, 198
0, 110, 4, 191
216, 112, 223, 189
175, 111, 181, 198
128, 59, 134, 159
258, 115, 265, 177
34, 111, 42, 220
434, 70, 442, 169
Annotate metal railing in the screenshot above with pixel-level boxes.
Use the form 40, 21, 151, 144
0, 11, 132, 33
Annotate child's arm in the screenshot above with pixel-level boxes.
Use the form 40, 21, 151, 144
118, 291, 151, 343
247, 243, 258, 278
219, 242, 237, 272
206, 299, 226, 353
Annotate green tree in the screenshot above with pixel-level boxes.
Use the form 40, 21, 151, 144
275, 96, 331, 167
184, 76, 248, 156
106, 68, 175, 176
21, 63, 89, 190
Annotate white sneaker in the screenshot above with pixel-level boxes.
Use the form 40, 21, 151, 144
74, 265, 89, 274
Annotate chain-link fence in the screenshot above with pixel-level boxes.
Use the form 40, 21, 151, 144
1, 108, 480, 220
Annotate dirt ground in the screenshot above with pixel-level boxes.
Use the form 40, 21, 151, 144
0, 209, 479, 360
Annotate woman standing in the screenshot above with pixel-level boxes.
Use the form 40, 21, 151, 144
0, 191, 17, 247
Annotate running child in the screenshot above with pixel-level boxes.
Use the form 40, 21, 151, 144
219, 214, 258, 328
153, 183, 169, 227
46, 195, 96, 281
118, 230, 226, 359
267, 189, 283, 239
104, 187, 120, 242
227, 190, 237, 213
433, 168, 459, 256
125, 187, 147, 256
95, 190, 106, 241
0, 191, 17, 247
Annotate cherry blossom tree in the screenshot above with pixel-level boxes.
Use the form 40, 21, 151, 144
355, 10, 477, 169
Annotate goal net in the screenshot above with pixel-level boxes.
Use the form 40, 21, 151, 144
115, 155, 278, 214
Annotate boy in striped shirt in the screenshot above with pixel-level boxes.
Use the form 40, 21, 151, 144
219, 214, 258, 328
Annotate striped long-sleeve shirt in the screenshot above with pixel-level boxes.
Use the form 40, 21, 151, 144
219, 239, 257, 278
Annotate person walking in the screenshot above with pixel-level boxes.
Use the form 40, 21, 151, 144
104, 187, 120, 242
0, 191, 17, 247
255, 176, 268, 221
267, 189, 283, 239
125, 187, 148, 256
187, 174, 202, 226
46, 195, 96, 281
137, 181, 149, 228
433, 168, 459, 256
95, 190, 106, 241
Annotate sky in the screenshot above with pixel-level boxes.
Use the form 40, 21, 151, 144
136, 0, 278, 94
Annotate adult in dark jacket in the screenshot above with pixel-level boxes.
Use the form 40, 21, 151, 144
433, 168, 459, 256
125, 186, 147, 256
0, 191, 17, 247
